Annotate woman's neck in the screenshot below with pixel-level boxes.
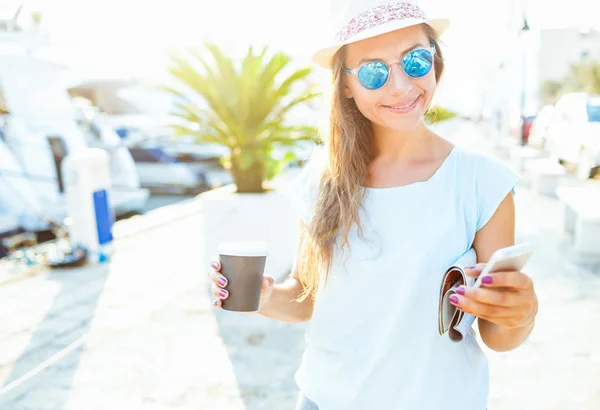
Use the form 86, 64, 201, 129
371, 120, 433, 161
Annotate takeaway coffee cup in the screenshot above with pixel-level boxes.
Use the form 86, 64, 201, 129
217, 241, 268, 312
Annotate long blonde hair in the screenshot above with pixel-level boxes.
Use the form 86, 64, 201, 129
296, 24, 445, 303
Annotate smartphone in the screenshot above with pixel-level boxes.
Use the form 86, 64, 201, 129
472, 243, 535, 288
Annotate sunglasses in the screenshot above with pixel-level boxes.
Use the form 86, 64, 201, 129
343, 44, 437, 91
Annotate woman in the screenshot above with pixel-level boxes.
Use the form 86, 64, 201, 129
208, 1, 539, 409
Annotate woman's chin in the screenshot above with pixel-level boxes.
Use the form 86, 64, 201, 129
384, 116, 425, 133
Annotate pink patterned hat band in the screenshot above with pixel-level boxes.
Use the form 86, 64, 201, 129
335, 2, 428, 43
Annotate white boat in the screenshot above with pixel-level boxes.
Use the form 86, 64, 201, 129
0, 130, 48, 230
68, 78, 176, 145
0, 54, 149, 231
65, 66, 318, 192
0, 213, 21, 259
69, 79, 234, 191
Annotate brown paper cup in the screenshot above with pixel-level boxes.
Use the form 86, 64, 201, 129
218, 242, 268, 312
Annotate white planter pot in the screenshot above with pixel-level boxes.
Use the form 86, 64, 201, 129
199, 181, 300, 281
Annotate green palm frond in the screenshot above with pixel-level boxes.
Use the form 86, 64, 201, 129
162, 43, 320, 192
541, 60, 600, 103
425, 105, 457, 124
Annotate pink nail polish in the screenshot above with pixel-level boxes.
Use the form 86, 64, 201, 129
211, 261, 219, 269
482, 276, 493, 285
218, 277, 227, 287
456, 287, 465, 296
219, 289, 228, 298
449, 295, 459, 305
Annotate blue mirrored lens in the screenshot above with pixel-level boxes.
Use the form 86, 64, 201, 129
357, 61, 389, 90
402, 49, 433, 78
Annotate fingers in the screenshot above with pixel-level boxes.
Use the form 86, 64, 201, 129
207, 256, 227, 288
463, 264, 485, 278
211, 282, 229, 300
450, 293, 518, 319
208, 257, 274, 310
463, 264, 532, 292
456, 286, 518, 307
210, 257, 221, 272
262, 275, 275, 290
208, 269, 228, 287
209, 256, 227, 309
479, 271, 533, 290
450, 287, 536, 328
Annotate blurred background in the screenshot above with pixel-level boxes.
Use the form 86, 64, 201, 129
0, 0, 598, 409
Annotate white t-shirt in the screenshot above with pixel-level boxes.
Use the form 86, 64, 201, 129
285, 145, 520, 410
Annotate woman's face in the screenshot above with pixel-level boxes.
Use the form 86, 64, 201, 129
343, 25, 437, 134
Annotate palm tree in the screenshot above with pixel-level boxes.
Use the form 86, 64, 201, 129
541, 60, 600, 103
564, 60, 600, 94
163, 44, 320, 193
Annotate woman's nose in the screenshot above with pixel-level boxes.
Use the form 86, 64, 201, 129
387, 63, 412, 95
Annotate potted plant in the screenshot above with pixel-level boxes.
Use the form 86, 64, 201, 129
30, 11, 43, 26
163, 44, 320, 278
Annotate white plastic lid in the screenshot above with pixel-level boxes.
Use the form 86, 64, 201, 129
217, 241, 269, 257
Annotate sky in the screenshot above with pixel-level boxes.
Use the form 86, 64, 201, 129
5, 0, 600, 115
29, 0, 599, 72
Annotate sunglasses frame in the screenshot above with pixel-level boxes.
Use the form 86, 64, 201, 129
343, 43, 437, 90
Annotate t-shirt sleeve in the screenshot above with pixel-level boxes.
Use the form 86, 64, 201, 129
283, 146, 326, 226
475, 154, 521, 232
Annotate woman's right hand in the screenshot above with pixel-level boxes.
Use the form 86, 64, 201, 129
208, 257, 276, 312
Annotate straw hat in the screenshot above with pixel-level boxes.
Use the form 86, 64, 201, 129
313, 0, 450, 68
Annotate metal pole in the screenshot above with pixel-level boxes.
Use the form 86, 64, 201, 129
520, 41, 527, 145
520, 17, 530, 146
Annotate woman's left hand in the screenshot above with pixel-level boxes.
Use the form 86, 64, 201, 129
449, 265, 538, 329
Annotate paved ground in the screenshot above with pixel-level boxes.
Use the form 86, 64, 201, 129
142, 194, 196, 214
0, 119, 599, 409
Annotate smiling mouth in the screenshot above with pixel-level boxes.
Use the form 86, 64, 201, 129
381, 95, 421, 113
382, 95, 421, 109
